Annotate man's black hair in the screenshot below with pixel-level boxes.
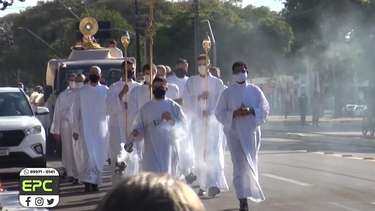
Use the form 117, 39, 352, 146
68, 73, 77, 79
176, 58, 188, 64
143, 64, 156, 72
152, 77, 167, 85
232, 61, 248, 71
143, 64, 151, 72
109, 40, 117, 45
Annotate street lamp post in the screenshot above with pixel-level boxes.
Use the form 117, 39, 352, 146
202, 19, 216, 66
193, 0, 200, 74
134, 0, 141, 72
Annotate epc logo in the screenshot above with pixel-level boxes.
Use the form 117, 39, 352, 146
19, 168, 59, 208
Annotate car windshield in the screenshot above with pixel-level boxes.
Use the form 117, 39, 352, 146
0, 92, 33, 117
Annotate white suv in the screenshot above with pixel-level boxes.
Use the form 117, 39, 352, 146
0, 87, 48, 168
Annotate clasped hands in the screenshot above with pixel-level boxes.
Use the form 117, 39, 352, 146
233, 104, 255, 119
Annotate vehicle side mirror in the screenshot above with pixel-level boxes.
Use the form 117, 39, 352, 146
36, 107, 49, 115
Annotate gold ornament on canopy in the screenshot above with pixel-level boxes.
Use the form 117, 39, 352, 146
79, 17, 99, 36
202, 35, 211, 53
79, 17, 101, 49
121, 31, 131, 49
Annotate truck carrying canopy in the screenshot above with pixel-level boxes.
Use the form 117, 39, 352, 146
68, 48, 115, 61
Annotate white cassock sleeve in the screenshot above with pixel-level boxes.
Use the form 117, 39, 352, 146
166, 84, 180, 101
127, 88, 142, 142
182, 79, 195, 112
170, 101, 187, 127
50, 94, 62, 135
253, 87, 270, 127
71, 92, 82, 136
207, 79, 225, 115
129, 109, 145, 142
128, 88, 139, 126
215, 90, 233, 131
106, 90, 115, 117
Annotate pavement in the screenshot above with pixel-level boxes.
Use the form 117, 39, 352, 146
1, 117, 375, 211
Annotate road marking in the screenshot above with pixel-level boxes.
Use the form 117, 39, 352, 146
331, 154, 343, 158
348, 157, 363, 160
312, 151, 375, 162
329, 202, 360, 211
262, 173, 313, 187
312, 151, 325, 155
371, 202, 375, 205
261, 150, 308, 155
263, 137, 300, 142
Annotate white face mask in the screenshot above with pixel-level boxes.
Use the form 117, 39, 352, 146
232, 72, 248, 84
198, 65, 208, 76
76, 82, 84, 89
69, 81, 75, 89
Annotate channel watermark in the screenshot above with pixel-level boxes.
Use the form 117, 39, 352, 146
19, 168, 59, 208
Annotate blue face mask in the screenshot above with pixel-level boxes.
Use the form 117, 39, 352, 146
232, 72, 248, 83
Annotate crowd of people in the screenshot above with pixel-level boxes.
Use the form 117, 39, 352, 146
48, 54, 269, 211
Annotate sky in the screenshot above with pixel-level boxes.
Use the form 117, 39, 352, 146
0, 0, 285, 17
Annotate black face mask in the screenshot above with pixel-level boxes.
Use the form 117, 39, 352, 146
89, 74, 100, 83
153, 88, 167, 99
127, 71, 134, 80
175, 68, 186, 78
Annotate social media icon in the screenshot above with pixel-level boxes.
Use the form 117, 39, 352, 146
25, 196, 31, 207
47, 198, 54, 205
35, 197, 44, 206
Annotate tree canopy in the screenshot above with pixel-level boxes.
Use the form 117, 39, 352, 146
0, 0, 293, 85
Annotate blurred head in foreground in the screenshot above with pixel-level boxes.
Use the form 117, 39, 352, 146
97, 173, 206, 211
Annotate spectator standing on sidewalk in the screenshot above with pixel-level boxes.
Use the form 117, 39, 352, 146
312, 90, 321, 127
299, 90, 308, 125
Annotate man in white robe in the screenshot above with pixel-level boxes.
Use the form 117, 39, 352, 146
108, 40, 124, 58
157, 65, 180, 102
128, 64, 157, 115
215, 61, 269, 211
128, 77, 187, 175
69, 74, 86, 185
107, 59, 141, 186
50, 73, 79, 184
167, 58, 189, 104
183, 54, 228, 197
127, 64, 156, 168
72, 66, 109, 192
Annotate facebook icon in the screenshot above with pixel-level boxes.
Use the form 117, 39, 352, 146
25, 196, 31, 207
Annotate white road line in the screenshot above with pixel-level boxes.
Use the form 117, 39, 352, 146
371, 202, 375, 205
330, 154, 343, 158
311, 151, 325, 155
262, 173, 313, 187
348, 157, 363, 160
329, 202, 360, 211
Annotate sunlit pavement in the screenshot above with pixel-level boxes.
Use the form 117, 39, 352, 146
1, 121, 375, 211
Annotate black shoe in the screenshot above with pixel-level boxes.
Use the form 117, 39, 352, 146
208, 186, 220, 198
239, 198, 248, 211
197, 189, 206, 197
185, 173, 197, 184
84, 183, 93, 193
92, 184, 99, 192
72, 178, 79, 185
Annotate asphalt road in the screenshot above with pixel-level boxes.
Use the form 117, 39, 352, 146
1, 125, 375, 211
